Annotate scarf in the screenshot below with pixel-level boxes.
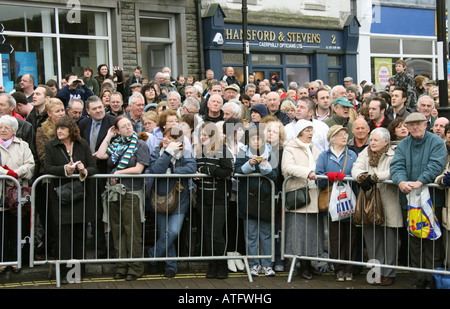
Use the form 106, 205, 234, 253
108, 132, 138, 170
368, 143, 390, 167
0, 135, 14, 149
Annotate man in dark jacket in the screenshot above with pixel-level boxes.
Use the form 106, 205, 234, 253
221, 67, 240, 88
57, 73, 94, 110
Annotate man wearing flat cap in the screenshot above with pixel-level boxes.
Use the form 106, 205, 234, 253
324, 97, 354, 140
390, 112, 446, 289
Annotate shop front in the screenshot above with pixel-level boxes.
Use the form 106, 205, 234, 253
203, 5, 359, 89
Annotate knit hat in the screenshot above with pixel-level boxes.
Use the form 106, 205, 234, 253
271, 75, 280, 82
250, 103, 269, 118
294, 119, 313, 137
346, 85, 357, 93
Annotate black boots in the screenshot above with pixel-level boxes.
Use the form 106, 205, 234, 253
206, 261, 228, 279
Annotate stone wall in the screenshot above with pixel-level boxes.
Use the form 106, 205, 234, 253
120, 2, 138, 77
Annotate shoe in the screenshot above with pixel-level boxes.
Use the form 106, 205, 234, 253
250, 265, 261, 276
227, 253, 237, 272
345, 273, 353, 281
262, 266, 275, 277
412, 279, 426, 289
125, 274, 139, 281
216, 262, 229, 279
299, 270, 312, 280
380, 276, 395, 286
164, 269, 176, 278
425, 280, 436, 289
114, 272, 126, 280
0, 266, 7, 274
149, 264, 159, 275
274, 265, 284, 272
336, 271, 345, 282
234, 253, 245, 271
206, 262, 218, 278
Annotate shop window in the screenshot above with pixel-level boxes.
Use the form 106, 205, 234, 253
286, 68, 310, 89
403, 39, 433, 55
286, 55, 309, 65
370, 38, 400, 54
58, 9, 108, 36
0, 4, 55, 33
251, 54, 281, 65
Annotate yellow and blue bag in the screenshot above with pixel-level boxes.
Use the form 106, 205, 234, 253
406, 187, 442, 240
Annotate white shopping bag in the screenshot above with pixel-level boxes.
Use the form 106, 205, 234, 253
328, 181, 356, 222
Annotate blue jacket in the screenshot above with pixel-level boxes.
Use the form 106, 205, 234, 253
315, 147, 358, 189
390, 131, 446, 209
149, 146, 197, 214
56, 84, 94, 111
234, 144, 278, 218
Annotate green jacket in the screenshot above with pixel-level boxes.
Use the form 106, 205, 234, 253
323, 114, 354, 140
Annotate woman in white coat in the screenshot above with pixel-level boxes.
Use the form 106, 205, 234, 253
281, 119, 323, 280
351, 127, 403, 286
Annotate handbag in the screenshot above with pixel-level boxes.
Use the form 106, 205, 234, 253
151, 181, 184, 215
5, 186, 32, 217
285, 187, 310, 210
406, 187, 442, 240
245, 180, 272, 222
353, 187, 384, 226
54, 180, 84, 205
319, 151, 348, 212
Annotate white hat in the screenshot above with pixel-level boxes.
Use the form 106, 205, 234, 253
294, 119, 313, 137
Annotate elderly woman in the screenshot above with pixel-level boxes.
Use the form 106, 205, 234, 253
148, 126, 196, 278
0, 115, 35, 273
351, 127, 403, 286
44, 116, 97, 283
282, 119, 322, 279
195, 122, 234, 279
95, 115, 150, 281
315, 125, 358, 282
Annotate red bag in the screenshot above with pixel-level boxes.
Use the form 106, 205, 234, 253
5, 186, 32, 217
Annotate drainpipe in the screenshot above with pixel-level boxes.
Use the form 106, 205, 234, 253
195, 0, 205, 79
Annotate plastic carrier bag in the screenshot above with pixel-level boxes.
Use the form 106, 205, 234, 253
328, 181, 356, 222
406, 187, 442, 240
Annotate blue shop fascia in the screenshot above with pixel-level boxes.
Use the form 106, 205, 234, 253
202, 4, 360, 87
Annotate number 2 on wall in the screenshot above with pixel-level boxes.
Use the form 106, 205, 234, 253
331, 35, 336, 45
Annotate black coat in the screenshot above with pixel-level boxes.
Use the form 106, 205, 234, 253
78, 114, 116, 173
44, 138, 98, 225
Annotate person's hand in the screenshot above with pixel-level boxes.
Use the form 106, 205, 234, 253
360, 175, 375, 191
249, 155, 259, 166
443, 172, 450, 187
106, 126, 117, 140
326, 172, 337, 182
398, 181, 413, 194
76, 161, 87, 175
260, 157, 268, 167
65, 161, 76, 176
336, 172, 346, 181
3, 165, 18, 179
308, 171, 317, 181
410, 180, 423, 190
167, 141, 182, 152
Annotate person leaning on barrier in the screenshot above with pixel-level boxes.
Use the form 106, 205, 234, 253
0, 115, 35, 274
351, 127, 403, 286
148, 126, 196, 278
194, 121, 234, 279
94, 115, 150, 281
281, 119, 322, 280
390, 112, 447, 289
44, 116, 97, 284
234, 126, 278, 277
315, 124, 358, 282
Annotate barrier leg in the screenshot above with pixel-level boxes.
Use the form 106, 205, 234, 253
243, 256, 253, 283
56, 261, 61, 288
287, 256, 297, 283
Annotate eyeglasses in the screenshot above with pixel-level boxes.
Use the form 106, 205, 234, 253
336, 133, 349, 138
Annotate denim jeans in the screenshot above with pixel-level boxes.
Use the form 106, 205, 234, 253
148, 212, 185, 272
244, 218, 272, 267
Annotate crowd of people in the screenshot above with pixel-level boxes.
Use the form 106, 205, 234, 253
0, 60, 449, 288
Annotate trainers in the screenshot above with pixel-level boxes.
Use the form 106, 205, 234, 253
336, 271, 345, 282
345, 273, 353, 281
262, 266, 276, 277
274, 264, 284, 272
250, 265, 261, 276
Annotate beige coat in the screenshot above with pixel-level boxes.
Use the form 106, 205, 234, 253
281, 138, 320, 213
434, 155, 450, 230
0, 136, 35, 204
351, 146, 403, 227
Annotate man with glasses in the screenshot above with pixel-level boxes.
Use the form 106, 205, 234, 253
181, 97, 200, 116
390, 112, 446, 289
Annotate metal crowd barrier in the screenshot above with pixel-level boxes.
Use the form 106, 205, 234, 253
29, 173, 276, 287
281, 175, 450, 283
0, 175, 26, 271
